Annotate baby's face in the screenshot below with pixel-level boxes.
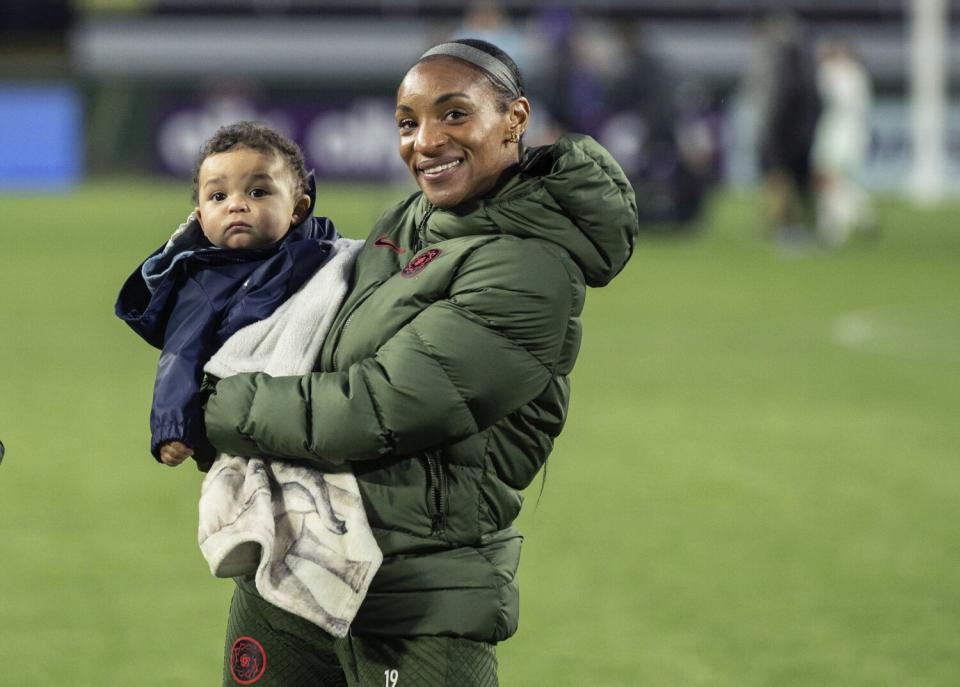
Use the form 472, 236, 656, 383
195, 147, 309, 249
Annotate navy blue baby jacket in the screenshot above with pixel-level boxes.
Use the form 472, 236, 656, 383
116, 183, 337, 461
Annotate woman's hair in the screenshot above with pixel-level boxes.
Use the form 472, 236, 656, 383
418, 38, 526, 113
191, 121, 308, 203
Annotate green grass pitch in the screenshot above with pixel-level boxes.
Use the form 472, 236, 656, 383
0, 179, 958, 686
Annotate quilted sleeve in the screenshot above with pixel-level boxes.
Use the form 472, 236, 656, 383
203, 239, 578, 464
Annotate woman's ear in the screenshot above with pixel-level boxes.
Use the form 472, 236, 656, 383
291, 194, 311, 224
507, 96, 531, 138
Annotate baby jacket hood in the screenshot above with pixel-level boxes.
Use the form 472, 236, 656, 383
115, 173, 336, 348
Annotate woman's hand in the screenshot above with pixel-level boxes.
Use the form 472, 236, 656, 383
159, 440, 193, 467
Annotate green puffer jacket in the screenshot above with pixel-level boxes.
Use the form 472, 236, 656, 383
204, 134, 639, 642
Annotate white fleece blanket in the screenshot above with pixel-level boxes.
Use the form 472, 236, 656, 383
197, 237, 382, 638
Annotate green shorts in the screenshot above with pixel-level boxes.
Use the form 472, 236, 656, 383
223, 577, 499, 687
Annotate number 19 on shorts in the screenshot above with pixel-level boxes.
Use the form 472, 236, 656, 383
385, 668, 399, 686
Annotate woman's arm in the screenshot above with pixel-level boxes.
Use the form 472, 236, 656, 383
204, 238, 580, 464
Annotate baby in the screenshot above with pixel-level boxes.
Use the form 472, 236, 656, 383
116, 121, 337, 468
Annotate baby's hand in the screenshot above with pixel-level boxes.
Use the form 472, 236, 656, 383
159, 440, 193, 467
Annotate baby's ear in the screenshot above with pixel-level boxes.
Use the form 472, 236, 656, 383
193, 207, 203, 226
292, 194, 311, 224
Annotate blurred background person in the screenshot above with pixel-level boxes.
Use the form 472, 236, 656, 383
451, 0, 530, 76
605, 21, 717, 228
812, 38, 876, 247
747, 12, 822, 246
528, 8, 717, 230
522, 5, 606, 141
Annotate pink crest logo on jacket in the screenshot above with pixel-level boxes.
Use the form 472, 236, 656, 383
401, 248, 442, 278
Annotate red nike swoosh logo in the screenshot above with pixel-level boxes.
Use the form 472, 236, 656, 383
374, 236, 406, 254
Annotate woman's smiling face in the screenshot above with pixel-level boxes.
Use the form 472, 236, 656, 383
396, 57, 528, 209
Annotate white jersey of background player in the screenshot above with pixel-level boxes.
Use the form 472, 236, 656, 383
812, 40, 875, 246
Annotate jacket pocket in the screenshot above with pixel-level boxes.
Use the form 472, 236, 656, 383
423, 453, 448, 535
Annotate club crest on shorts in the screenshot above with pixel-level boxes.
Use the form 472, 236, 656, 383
230, 636, 267, 685
402, 248, 442, 278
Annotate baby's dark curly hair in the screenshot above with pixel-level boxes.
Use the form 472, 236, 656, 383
191, 121, 308, 204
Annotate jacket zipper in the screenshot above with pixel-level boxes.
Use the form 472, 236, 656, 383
326, 285, 380, 368
425, 454, 448, 535
414, 202, 435, 253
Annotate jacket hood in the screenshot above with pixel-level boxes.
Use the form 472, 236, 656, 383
116, 172, 334, 348
424, 134, 639, 287
140, 172, 324, 291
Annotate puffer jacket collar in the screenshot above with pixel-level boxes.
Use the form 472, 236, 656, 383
418, 134, 639, 287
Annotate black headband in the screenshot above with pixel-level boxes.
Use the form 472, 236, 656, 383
419, 42, 522, 99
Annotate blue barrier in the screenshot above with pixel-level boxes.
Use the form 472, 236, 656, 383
0, 84, 82, 191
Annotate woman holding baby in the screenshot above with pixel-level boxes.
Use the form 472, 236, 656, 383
203, 38, 638, 686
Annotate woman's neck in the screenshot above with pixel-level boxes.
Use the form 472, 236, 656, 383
482, 162, 522, 199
